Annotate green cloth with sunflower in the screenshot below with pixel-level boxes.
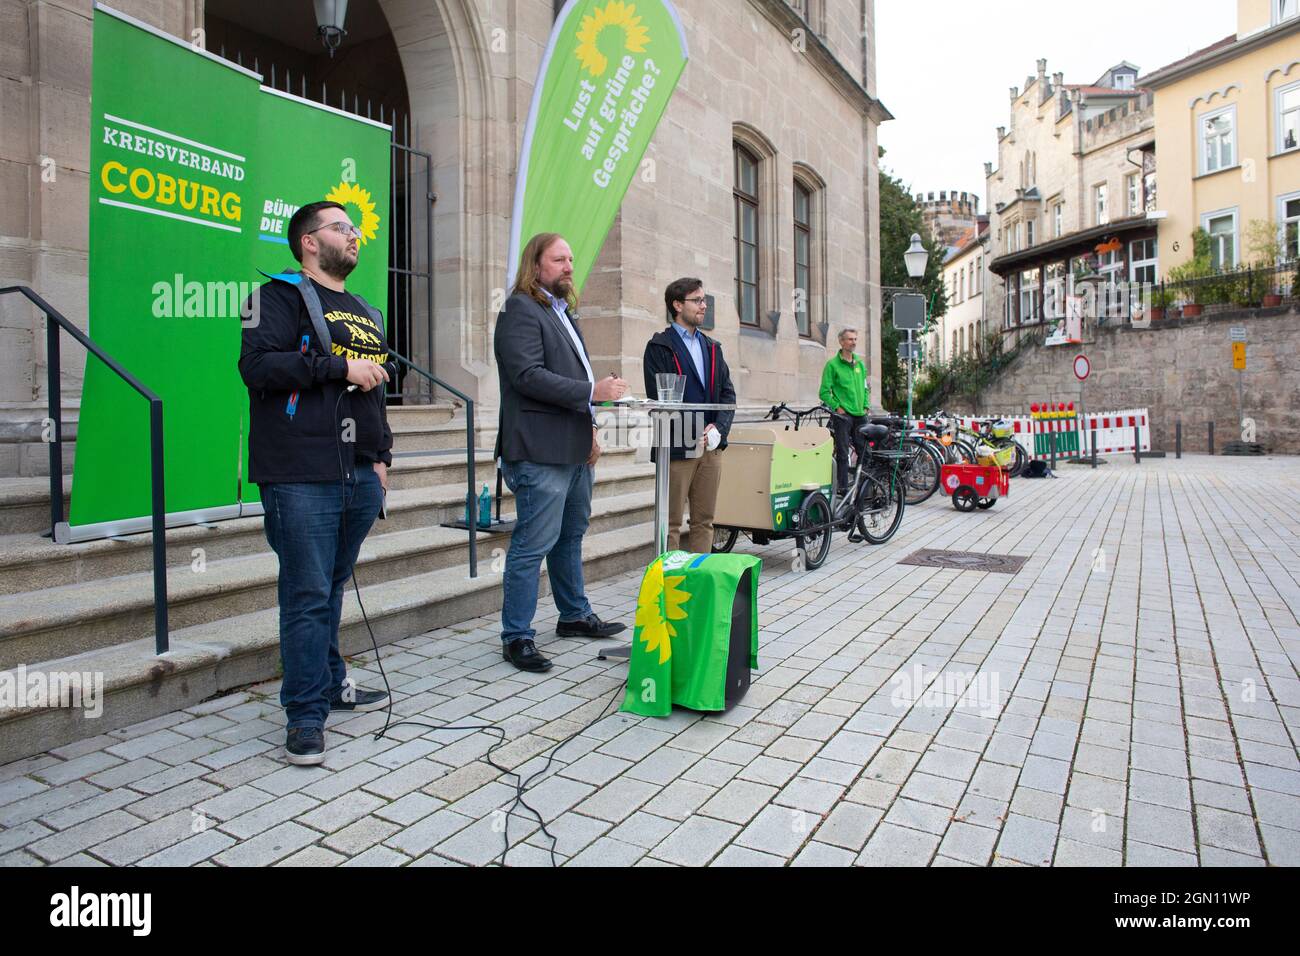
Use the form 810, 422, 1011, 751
621, 551, 761, 718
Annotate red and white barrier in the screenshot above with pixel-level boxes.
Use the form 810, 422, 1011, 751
928, 407, 1152, 459
1080, 409, 1151, 456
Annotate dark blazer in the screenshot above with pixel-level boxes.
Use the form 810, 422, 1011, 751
494, 291, 596, 465
642, 326, 737, 462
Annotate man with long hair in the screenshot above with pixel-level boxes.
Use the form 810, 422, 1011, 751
494, 233, 630, 671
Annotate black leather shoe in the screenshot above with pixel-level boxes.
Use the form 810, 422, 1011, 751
556, 614, 627, 638
503, 639, 553, 672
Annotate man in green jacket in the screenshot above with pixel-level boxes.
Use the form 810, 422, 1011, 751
819, 328, 870, 495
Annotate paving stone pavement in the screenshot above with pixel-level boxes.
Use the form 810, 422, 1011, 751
1, 456, 1298, 867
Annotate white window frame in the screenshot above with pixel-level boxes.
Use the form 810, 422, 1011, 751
1054, 202, 1063, 238
1094, 184, 1109, 226
1278, 191, 1300, 261
1201, 207, 1239, 270
1026, 219, 1035, 247
1276, 0, 1299, 25
1126, 173, 1140, 216
1198, 104, 1237, 176
1276, 79, 1300, 154
1129, 239, 1158, 285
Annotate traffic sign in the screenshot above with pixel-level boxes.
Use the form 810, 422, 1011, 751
897, 341, 922, 361
892, 294, 926, 331
1233, 342, 1246, 370
1073, 354, 1091, 381
1229, 327, 1247, 342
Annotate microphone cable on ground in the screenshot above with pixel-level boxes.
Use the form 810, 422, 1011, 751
333, 385, 628, 866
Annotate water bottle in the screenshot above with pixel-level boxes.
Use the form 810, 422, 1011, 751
477, 483, 492, 528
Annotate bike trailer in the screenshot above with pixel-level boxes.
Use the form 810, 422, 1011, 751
941, 462, 1010, 512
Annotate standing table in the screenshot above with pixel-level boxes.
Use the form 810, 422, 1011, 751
597, 400, 736, 661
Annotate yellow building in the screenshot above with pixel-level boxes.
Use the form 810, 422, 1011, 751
1145, 0, 1300, 271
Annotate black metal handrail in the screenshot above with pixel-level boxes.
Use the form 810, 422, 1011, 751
0, 286, 169, 654
386, 348, 479, 577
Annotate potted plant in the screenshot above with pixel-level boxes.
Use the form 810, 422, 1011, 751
1168, 229, 1214, 316
1149, 284, 1175, 320
1246, 219, 1285, 306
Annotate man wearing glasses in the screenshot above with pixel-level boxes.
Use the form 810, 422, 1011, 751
642, 278, 737, 553
239, 200, 395, 765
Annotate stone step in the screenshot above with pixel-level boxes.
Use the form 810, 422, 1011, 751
0, 480, 656, 668
0, 475, 72, 537
0, 449, 648, 593
0, 521, 656, 766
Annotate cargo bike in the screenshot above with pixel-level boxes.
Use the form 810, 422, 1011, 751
710, 405, 907, 570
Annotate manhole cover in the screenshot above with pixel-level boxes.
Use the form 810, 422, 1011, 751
898, 549, 1028, 574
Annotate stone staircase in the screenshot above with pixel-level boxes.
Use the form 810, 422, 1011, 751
0, 405, 657, 765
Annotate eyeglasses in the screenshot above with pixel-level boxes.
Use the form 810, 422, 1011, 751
684, 296, 708, 305
310, 221, 362, 239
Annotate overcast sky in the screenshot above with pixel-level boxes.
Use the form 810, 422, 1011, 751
875, 0, 1239, 208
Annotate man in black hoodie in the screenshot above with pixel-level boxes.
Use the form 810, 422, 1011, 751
642, 278, 737, 553
239, 200, 394, 766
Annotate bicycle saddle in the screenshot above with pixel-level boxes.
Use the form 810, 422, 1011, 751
858, 423, 890, 444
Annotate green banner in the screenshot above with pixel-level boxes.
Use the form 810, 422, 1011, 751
621, 551, 760, 718
507, 0, 688, 293
72, 6, 389, 535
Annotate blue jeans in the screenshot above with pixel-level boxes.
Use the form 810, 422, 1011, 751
260, 463, 382, 730
500, 460, 594, 645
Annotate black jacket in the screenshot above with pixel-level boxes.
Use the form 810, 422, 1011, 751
494, 292, 598, 465
642, 326, 737, 461
239, 277, 395, 484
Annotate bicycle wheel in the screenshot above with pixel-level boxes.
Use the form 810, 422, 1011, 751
1009, 442, 1029, 478
950, 439, 978, 464
712, 527, 738, 553
901, 438, 942, 505
855, 475, 906, 544
794, 492, 833, 570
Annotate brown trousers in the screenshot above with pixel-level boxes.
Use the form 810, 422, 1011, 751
667, 448, 723, 553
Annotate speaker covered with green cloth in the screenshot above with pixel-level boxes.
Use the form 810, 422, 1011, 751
621, 551, 760, 718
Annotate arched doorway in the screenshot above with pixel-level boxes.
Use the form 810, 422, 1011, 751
204, 0, 433, 404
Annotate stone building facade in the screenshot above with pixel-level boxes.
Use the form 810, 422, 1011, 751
0, 0, 889, 476
984, 58, 1158, 348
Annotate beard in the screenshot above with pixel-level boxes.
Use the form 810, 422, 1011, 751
319, 243, 358, 280
549, 275, 574, 299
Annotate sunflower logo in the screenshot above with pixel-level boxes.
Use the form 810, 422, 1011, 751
324, 181, 381, 246
575, 1, 650, 77
634, 558, 691, 665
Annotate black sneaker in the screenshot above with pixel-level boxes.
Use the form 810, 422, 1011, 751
328, 687, 390, 713
285, 726, 326, 766
503, 638, 553, 672
556, 613, 627, 639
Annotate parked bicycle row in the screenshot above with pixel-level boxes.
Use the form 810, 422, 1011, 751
709, 404, 1023, 570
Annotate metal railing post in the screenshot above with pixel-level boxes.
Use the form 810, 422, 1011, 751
1176, 420, 1182, 459
1134, 424, 1141, 464
3, 285, 170, 653
1208, 420, 1215, 456
46, 300, 63, 532
149, 399, 168, 652
1091, 426, 1097, 469
465, 398, 477, 578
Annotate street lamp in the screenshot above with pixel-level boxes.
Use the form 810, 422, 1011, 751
314, 0, 349, 57
904, 233, 929, 281
901, 233, 930, 429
